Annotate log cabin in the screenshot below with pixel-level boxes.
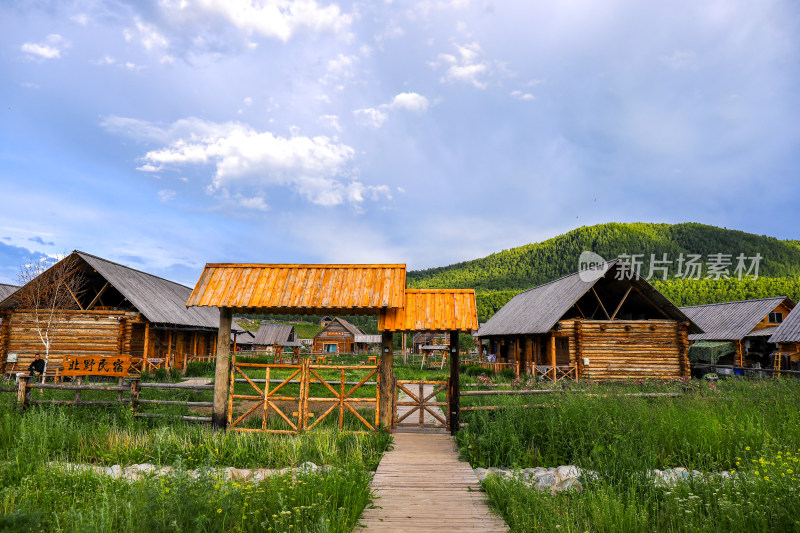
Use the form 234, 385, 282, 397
313, 317, 364, 354
679, 297, 795, 369
476, 259, 701, 381
769, 305, 800, 372
0, 251, 236, 374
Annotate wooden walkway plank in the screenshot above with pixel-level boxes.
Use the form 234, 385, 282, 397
357, 433, 508, 532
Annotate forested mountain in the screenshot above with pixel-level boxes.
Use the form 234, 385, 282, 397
407, 223, 800, 321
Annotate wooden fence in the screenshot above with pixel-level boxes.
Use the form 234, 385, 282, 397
7, 375, 214, 423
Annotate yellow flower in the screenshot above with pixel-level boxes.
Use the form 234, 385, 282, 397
217, 509, 222, 514
745, 446, 751, 451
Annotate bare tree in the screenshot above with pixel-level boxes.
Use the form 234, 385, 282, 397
14, 254, 85, 375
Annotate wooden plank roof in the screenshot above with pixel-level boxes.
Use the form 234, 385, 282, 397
187, 264, 406, 314
477, 259, 699, 337
0, 283, 18, 302
252, 323, 295, 345
379, 289, 478, 332
1, 252, 224, 330
680, 297, 794, 341
770, 305, 800, 344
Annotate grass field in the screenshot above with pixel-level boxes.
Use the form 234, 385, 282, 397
455, 378, 800, 532
3, 359, 800, 532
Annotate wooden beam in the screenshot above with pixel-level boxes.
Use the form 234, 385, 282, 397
66, 285, 84, 310
630, 284, 671, 319
591, 287, 611, 320
212, 308, 233, 430
574, 301, 586, 319
610, 285, 633, 320
379, 331, 394, 429
86, 282, 109, 310
143, 324, 150, 369
449, 330, 460, 434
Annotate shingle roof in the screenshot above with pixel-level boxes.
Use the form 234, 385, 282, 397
75, 251, 222, 328
328, 317, 364, 337
0, 284, 18, 302
252, 323, 295, 345
680, 297, 793, 341
769, 305, 800, 344
477, 259, 698, 336
186, 264, 407, 313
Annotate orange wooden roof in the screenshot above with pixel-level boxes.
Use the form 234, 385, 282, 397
187, 264, 406, 314
379, 289, 478, 332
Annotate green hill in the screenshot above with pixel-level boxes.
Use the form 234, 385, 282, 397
407, 222, 800, 321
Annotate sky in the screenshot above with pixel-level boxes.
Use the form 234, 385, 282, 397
1, 0, 799, 286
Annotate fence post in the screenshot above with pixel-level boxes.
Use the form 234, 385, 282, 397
74, 376, 83, 404
16, 375, 29, 409
130, 378, 140, 413
117, 376, 124, 403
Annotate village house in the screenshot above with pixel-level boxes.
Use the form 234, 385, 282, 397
313, 317, 365, 354
476, 259, 701, 380
0, 251, 237, 374
679, 297, 795, 370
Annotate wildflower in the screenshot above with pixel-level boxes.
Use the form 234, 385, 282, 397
746, 447, 751, 451
217, 509, 222, 514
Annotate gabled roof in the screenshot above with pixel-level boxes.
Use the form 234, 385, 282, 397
0, 283, 18, 302
680, 297, 794, 341
186, 264, 406, 314
477, 259, 699, 336
319, 317, 364, 337
1, 251, 222, 329
770, 305, 800, 344
379, 289, 478, 333
252, 323, 295, 345
230, 319, 253, 343
76, 251, 222, 328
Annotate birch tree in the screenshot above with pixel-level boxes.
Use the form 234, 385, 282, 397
15, 255, 85, 374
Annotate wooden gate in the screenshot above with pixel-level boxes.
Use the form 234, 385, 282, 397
394, 379, 449, 429
228, 356, 380, 433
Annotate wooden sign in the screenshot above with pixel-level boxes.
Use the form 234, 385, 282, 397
62, 355, 131, 377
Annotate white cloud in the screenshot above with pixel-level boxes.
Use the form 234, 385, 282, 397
432, 42, 490, 89
124, 18, 169, 51
318, 114, 342, 132
92, 55, 116, 66
20, 34, 68, 60
243, 96, 253, 106
158, 189, 177, 202
71, 14, 89, 26
320, 53, 358, 87
137, 164, 163, 173
354, 107, 389, 128
237, 195, 269, 211
354, 92, 430, 128
105, 116, 386, 207
510, 90, 534, 101
168, 0, 353, 43
390, 92, 429, 112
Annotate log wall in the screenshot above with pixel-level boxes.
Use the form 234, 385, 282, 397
566, 319, 689, 380
0, 309, 140, 372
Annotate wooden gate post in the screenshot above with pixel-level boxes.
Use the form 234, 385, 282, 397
449, 330, 460, 434
212, 307, 233, 429
379, 331, 394, 429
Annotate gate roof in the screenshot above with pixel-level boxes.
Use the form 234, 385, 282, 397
187, 263, 406, 314
379, 289, 478, 333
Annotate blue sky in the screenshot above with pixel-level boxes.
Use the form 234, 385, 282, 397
1, 0, 799, 286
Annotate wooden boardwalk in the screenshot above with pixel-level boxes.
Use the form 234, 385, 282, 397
358, 433, 508, 532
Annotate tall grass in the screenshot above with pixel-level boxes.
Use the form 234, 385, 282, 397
455, 379, 800, 532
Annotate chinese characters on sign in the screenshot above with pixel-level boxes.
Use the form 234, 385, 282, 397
62, 355, 131, 377
611, 253, 762, 281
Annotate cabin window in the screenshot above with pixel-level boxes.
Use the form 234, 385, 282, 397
324, 343, 338, 353
769, 312, 783, 324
